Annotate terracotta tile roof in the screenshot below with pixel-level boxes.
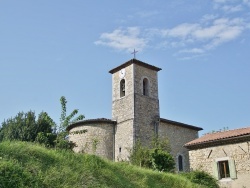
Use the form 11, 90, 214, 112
185, 126, 250, 149
66, 118, 116, 131
109, 59, 162, 74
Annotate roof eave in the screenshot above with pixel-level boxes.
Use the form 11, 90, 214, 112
160, 118, 203, 131
66, 118, 117, 131
185, 134, 250, 150
109, 59, 161, 74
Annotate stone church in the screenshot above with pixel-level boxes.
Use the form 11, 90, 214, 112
67, 58, 202, 172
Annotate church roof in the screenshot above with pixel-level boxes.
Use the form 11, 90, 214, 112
66, 118, 116, 131
160, 118, 203, 131
109, 59, 162, 74
185, 126, 250, 149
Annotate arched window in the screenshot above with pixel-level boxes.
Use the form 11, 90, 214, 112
178, 155, 183, 171
120, 79, 125, 97
143, 78, 149, 96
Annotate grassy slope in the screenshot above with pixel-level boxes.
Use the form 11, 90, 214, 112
0, 141, 205, 188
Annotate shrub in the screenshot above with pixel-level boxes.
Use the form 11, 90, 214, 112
54, 131, 75, 150
129, 139, 175, 172
181, 170, 219, 188
150, 149, 175, 172
0, 160, 42, 188
129, 141, 151, 168
35, 132, 57, 147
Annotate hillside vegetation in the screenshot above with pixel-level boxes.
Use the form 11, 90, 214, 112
0, 141, 206, 188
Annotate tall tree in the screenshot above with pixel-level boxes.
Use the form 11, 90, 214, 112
58, 96, 84, 132
0, 111, 55, 142
37, 112, 56, 133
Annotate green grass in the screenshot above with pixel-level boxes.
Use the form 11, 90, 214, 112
0, 141, 206, 188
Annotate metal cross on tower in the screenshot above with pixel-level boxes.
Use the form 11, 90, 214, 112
131, 49, 138, 59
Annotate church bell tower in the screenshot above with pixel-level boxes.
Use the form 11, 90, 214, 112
109, 59, 161, 161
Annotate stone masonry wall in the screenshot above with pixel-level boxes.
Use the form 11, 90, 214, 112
114, 119, 134, 161
134, 64, 158, 99
133, 64, 160, 147
112, 64, 135, 161
68, 123, 114, 160
189, 142, 250, 188
134, 95, 159, 146
158, 122, 199, 172
112, 94, 134, 123
112, 64, 133, 103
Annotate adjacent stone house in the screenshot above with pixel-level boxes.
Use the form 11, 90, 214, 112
185, 127, 250, 188
67, 58, 203, 172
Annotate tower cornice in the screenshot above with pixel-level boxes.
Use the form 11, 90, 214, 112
109, 59, 161, 74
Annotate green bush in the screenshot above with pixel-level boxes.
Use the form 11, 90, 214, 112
35, 132, 57, 147
181, 170, 219, 188
0, 160, 42, 188
129, 141, 151, 168
129, 139, 175, 172
150, 149, 175, 172
54, 132, 75, 150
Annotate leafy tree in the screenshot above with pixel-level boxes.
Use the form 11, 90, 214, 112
37, 112, 56, 134
58, 96, 84, 132
129, 136, 175, 172
129, 141, 151, 168
0, 111, 55, 143
53, 96, 85, 150
35, 132, 57, 147
150, 149, 175, 172
54, 131, 76, 150
0, 96, 84, 151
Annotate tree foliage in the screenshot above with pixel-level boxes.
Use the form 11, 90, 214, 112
129, 136, 175, 172
0, 96, 85, 150
58, 96, 84, 132
150, 149, 175, 172
0, 111, 55, 143
181, 170, 219, 188
52, 96, 85, 150
129, 141, 151, 167
54, 131, 76, 150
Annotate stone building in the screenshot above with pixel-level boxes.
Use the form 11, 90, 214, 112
185, 127, 250, 188
67, 58, 202, 171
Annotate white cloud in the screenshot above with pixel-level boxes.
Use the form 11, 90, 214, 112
213, 0, 247, 13
205, 26, 243, 49
221, 4, 242, 12
95, 16, 247, 56
194, 24, 225, 39
95, 1, 249, 59
95, 27, 147, 52
194, 18, 244, 41
213, 0, 228, 3
163, 23, 200, 38
136, 11, 159, 18
201, 14, 218, 23
243, 0, 250, 6
180, 48, 205, 54
157, 17, 246, 54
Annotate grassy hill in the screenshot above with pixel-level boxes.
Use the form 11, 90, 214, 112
0, 141, 206, 188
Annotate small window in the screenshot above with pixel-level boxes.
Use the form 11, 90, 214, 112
213, 159, 237, 180
178, 155, 183, 171
143, 78, 149, 96
120, 79, 125, 97
119, 147, 121, 153
218, 161, 230, 179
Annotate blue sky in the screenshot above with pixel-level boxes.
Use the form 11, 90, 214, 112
0, 0, 250, 135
